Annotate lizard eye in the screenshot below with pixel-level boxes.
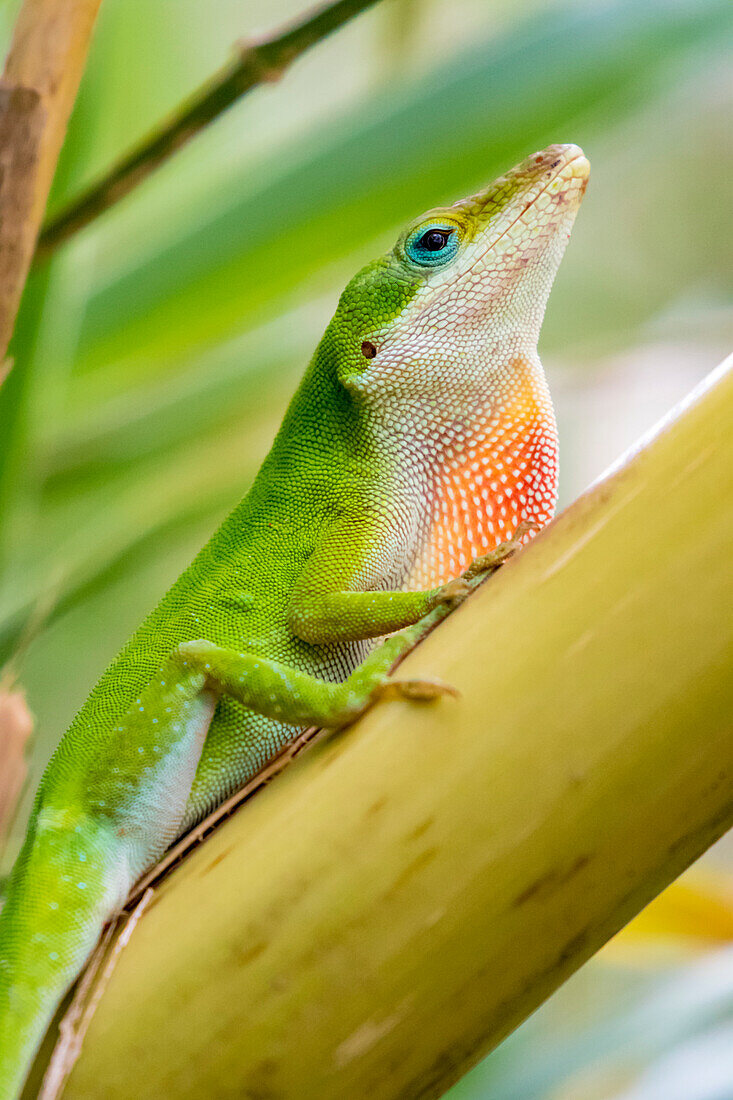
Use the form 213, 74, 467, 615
405, 224, 459, 267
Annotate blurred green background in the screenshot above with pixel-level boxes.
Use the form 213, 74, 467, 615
0, 0, 731, 1095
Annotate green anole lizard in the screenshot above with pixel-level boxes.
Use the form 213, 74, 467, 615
0, 143, 588, 1098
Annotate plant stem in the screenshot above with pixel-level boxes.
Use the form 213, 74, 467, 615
35, 0, 384, 261
48, 358, 733, 1099
0, 0, 102, 362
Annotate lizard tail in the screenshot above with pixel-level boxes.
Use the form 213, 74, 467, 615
0, 809, 129, 1100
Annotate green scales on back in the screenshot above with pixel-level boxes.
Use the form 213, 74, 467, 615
0, 144, 589, 1100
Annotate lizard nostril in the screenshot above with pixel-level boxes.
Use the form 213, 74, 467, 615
361, 341, 377, 359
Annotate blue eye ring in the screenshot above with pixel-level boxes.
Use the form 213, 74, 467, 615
405, 222, 460, 267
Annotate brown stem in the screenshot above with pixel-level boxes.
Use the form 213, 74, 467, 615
35, 0, 383, 262
0, 689, 32, 848
0, 0, 102, 362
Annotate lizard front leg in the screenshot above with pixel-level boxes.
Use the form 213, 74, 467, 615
287, 517, 531, 646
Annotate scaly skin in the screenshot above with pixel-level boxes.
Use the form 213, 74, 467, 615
0, 143, 588, 1097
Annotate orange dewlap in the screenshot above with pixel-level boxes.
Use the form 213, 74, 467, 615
406, 362, 558, 591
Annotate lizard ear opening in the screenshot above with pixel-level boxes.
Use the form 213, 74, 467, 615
361, 341, 377, 359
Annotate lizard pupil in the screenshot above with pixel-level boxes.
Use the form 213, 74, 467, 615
420, 230, 449, 252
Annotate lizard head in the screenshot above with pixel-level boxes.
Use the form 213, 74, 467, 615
328, 144, 588, 581
335, 143, 588, 413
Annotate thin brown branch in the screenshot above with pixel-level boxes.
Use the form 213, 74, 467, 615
38, 889, 153, 1100
35, 0, 384, 262
0, 0, 102, 362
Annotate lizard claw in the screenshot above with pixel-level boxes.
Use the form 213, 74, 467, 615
463, 541, 518, 579
513, 519, 541, 541
464, 520, 540, 580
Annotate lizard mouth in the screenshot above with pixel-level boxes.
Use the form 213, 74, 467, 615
460, 144, 590, 263
458, 144, 589, 219
419, 143, 589, 305
513, 145, 589, 223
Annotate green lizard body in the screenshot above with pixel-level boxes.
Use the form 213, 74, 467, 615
0, 144, 588, 1097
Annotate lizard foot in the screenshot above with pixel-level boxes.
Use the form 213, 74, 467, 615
378, 678, 460, 703
428, 577, 472, 610
464, 520, 539, 580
